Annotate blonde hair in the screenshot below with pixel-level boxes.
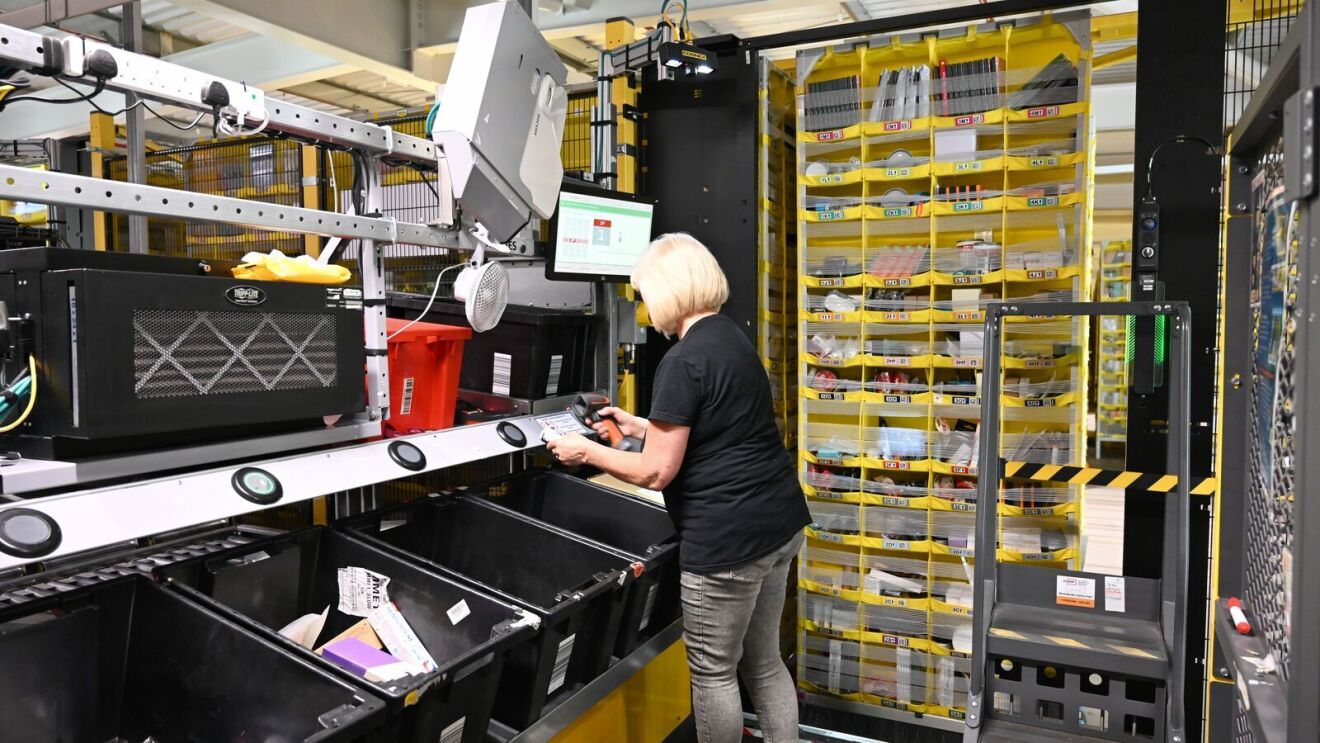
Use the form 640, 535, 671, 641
631, 232, 730, 337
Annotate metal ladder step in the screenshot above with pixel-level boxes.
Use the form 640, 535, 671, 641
988, 601, 1168, 678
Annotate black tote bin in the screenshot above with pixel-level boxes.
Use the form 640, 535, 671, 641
155, 526, 534, 743
471, 470, 681, 655
336, 495, 635, 730
0, 575, 385, 742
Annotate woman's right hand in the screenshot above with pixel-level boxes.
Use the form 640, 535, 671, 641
594, 406, 648, 440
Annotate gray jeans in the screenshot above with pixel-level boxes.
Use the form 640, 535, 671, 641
680, 531, 804, 743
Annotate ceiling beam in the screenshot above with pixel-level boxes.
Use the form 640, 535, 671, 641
840, 1, 871, 23
0, 0, 127, 29
0, 32, 351, 139
167, 0, 438, 91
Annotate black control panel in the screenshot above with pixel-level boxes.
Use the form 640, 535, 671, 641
1136, 197, 1160, 288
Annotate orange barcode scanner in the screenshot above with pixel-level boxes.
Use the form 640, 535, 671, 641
571, 393, 644, 452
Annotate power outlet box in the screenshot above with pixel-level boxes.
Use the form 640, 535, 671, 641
60, 37, 266, 123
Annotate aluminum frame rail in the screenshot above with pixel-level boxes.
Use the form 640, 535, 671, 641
0, 415, 553, 571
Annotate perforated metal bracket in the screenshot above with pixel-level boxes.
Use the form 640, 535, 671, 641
0, 23, 438, 166
0, 164, 459, 249
1284, 87, 1318, 200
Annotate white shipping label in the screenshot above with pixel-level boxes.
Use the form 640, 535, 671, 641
492, 353, 512, 396
546, 354, 563, 395
337, 567, 390, 617
1104, 576, 1127, 613
1056, 575, 1097, 609
896, 647, 912, 705
548, 633, 576, 695
440, 716, 466, 743
828, 640, 843, 694
447, 599, 471, 625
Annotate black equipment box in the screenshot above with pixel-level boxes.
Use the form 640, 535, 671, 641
389, 294, 596, 401
0, 248, 366, 459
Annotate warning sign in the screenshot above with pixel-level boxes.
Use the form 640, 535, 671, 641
1055, 575, 1097, 608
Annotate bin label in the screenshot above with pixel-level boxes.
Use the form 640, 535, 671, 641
639, 583, 660, 632
400, 377, 415, 416
447, 599, 471, 625
440, 717, 466, 743
492, 352, 512, 396
546, 354, 564, 395
548, 633, 577, 695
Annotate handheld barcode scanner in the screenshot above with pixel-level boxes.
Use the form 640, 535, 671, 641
571, 393, 644, 452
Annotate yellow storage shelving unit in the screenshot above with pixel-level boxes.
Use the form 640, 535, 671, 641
793, 12, 1093, 728
1096, 240, 1132, 455
761, 59, 800, 448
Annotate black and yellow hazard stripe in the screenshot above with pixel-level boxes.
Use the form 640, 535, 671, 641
1002, 460, 1217, 496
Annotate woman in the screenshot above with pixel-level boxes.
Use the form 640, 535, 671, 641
547, 233, 811, 743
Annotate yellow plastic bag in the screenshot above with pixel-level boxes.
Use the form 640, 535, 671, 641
233, 250, 352, 285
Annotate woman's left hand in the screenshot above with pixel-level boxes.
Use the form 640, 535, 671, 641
546, 432, 593, 466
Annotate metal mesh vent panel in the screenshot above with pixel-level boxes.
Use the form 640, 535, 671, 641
134, 309, 338, 398
1243, 134, 1295, 681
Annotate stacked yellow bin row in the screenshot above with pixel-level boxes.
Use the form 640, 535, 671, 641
793, 13, 1094, 725
1096, 241, 1132, 451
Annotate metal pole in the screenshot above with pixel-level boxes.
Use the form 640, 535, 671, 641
360, 156, 390, 422
1164, 305, 1191, 743
121, 1, 147, 254
593, 51, 615, 190
964, 305, 1006, 740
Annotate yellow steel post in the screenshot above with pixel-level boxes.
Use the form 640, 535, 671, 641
88, 112, 116, 250
301, 144, 321, 258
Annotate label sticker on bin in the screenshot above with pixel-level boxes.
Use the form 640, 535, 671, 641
447, 599, 471, 625
440, 717, 466, 743
338, 566, 391, 617
548, 634, 576, 695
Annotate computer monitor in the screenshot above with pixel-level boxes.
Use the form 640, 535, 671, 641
545, 182, 655, 283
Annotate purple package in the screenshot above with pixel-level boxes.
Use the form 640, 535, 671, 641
322, 637, 406, 679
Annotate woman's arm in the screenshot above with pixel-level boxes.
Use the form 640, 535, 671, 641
546, 420, 689, 490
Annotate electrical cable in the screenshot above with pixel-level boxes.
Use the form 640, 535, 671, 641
0, 356, 37, 433
0, 376, 31, 419
0, 77, 105, 111
386, 263, 466, 341
408, 163, 441, 202
424, 102, 441, 138
1144, 134, 1220, 200
140, 100, 208, 131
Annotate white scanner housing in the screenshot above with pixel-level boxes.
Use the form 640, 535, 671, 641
433, 2, 568, 244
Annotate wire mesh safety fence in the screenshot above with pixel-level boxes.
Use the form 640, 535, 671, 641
562, 88, 596, 175
1224, 0, 1300, 127
105, 137, 305, 260
1234, 133, 1295, 743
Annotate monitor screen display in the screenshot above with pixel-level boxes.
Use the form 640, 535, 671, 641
546, 187, 655, 282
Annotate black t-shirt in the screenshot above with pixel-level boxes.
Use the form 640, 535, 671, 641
648, 313, 811, 572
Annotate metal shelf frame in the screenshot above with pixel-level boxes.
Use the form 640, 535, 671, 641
0, 413, 554, 571
1218, 2, 1320, 740
0, 20, 544, 575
